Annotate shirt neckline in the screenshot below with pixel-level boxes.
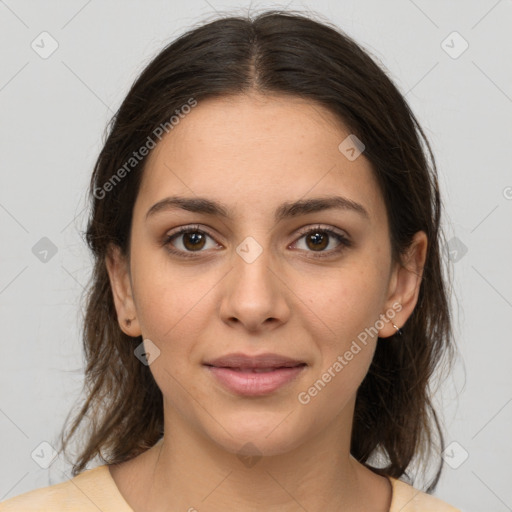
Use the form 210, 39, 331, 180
95, 464, 398, 511
91, 465, 135, 511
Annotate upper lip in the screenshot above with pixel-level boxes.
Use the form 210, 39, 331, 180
204, 353, 306, 369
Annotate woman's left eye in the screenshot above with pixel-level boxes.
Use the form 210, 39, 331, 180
163, 225, 351, 258
291, 226, 351, 257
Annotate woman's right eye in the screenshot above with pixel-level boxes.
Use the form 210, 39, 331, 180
163, 225, 221, 258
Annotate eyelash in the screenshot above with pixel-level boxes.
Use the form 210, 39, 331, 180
163, 224, 351, 259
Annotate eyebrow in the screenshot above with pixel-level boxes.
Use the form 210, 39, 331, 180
145, 195, 369, 222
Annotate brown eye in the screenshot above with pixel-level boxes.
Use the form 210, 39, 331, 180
304, 231, 329, 251
181, 231, 207, 251
293, 226, 351, 258
164, 225, 220, 257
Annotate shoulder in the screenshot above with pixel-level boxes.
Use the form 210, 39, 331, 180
389, 476, 461, 512
0, 465, 133, 512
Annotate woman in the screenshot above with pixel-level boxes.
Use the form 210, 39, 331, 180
0, 9, 460, 511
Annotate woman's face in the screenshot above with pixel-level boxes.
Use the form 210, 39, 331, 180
107, 92, 425, 457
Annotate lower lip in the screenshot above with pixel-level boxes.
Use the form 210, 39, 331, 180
205, 365, 306, 396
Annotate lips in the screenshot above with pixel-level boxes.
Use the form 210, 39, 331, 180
204, 352, 306, 370
203, 353, 307, 396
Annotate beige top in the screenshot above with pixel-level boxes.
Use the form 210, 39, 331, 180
0, 464, 461, 511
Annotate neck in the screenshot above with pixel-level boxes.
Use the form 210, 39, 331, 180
137, 406, 384, 511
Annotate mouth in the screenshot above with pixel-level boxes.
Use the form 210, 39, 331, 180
203, 353, 307, 396
204, 352, 306, 369
212, 366, 306, 373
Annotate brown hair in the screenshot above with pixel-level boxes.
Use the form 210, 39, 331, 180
58, 9, 455, 492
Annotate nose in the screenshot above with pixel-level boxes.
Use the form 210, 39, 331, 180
218, 237, 291, 333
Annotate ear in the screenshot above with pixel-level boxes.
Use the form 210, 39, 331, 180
105, 243, 142, 337
378, 231, 428, 338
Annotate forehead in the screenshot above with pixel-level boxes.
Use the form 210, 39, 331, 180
136, 93, 385, 224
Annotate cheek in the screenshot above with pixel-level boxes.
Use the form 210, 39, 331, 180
297, 271, 381, 413
296, 332, 376, 422
130, 265, 210, 407
299, 259, 387, 339
130, 244, 216, 341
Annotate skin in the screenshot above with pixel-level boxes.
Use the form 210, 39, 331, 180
106, 92, 427, 512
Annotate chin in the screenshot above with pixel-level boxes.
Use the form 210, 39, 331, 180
202, 411, 309, 458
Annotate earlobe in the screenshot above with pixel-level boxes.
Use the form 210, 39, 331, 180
105, 244, 142, 337
378, 231, 428, 339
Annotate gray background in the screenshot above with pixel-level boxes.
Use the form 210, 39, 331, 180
1, 1, 511, 511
